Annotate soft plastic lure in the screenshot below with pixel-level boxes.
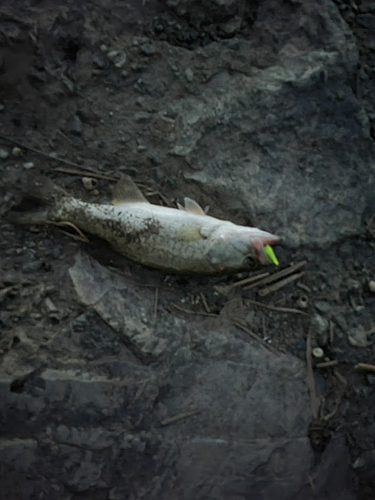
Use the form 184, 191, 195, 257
264, 244, 279, 266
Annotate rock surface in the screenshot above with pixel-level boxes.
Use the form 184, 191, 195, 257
1, 0, 374, 497
0, 252, 355, 499
169, 0, 375, 247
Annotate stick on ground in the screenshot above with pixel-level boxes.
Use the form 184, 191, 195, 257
306, 327, 321, 419
243, 260, 307, 290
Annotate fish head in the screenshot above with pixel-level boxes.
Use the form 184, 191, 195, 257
208, 226, 280, 272
231, 228, 280, 266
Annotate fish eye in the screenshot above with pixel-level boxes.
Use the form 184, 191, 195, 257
243, 256, 257, 269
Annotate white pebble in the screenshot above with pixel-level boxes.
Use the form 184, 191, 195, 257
12, 147, 22, 157
312, 347, 324, 358
369, 281, 375, 293
23, 161, 35, 169
185, 68, 194, 82
81, 177, 98, 191
0, 148, 9, 160
44, 297, 58, 313
107, 50, 119, 59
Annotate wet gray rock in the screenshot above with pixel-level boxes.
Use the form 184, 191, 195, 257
0, 252, 355, 499
164, 0, 239, 20
167, 0, 375, 248
0, 0, 364, 497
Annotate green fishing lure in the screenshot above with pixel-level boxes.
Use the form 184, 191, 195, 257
264, 244, 279, 266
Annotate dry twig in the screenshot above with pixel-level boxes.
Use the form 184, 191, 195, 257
200, 292, 210, 313
315, 360, 338, 369
334, 369, 347, 386
258, 272, 305, 296
54, 166, 118, 181
230, 271, 270, 288
306, 327, 321, 419
246, 298, 308, 315
47, 221, 90, 243
243, 260, 307, 290
355, 363, 375, 373
329, 321, 335, 344
171, 303, 218, 318
0, 133, 121, 181
161, 409, 202, 426
153, 287, 158, 325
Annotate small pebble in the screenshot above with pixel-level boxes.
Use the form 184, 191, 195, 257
352, 456, 366, 469
312, 347, 324, 358
297, 295, 308, 309
0, 104, 4, 111
314, 300, 331, 313
141, 44, 156, 55
67, 115, 82, 135
311, 314, 329, 335
44, 297, 58, 313
185, 68, 194, 82
0, 148, 9, 160
12, 147, 22, 157
23, 161, 35, 169
107, 50, 127, 68
114, 54, 127, 69
369, 281, 375, 292
81, 177, 98, 191
348, 326, 368, 347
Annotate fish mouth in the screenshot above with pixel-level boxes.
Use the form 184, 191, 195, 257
252, 236, 280, 265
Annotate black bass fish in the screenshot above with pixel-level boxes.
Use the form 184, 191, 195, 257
9, 175, 280, 273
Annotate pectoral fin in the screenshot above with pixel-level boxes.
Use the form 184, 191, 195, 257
177, 225, 205, 242
184, 197, 206, 216
113, 176, 149, 205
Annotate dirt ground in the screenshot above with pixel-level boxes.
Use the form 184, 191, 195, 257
0, 1, 375, 499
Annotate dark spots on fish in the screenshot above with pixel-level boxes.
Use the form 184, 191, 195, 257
121, 217, 162, 245
144, 217, 162, 235
104, 219, 126, 239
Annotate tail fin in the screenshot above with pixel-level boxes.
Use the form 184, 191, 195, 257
19, 174, 68, 205
5, 174, 68, 225
5, 208, 49, 225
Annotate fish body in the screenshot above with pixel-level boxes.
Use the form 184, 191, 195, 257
12, 176, 280, 274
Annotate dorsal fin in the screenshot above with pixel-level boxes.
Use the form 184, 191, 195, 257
177, 201, 185, 211
112, 176, 149, 205
184, 197, 205, 216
